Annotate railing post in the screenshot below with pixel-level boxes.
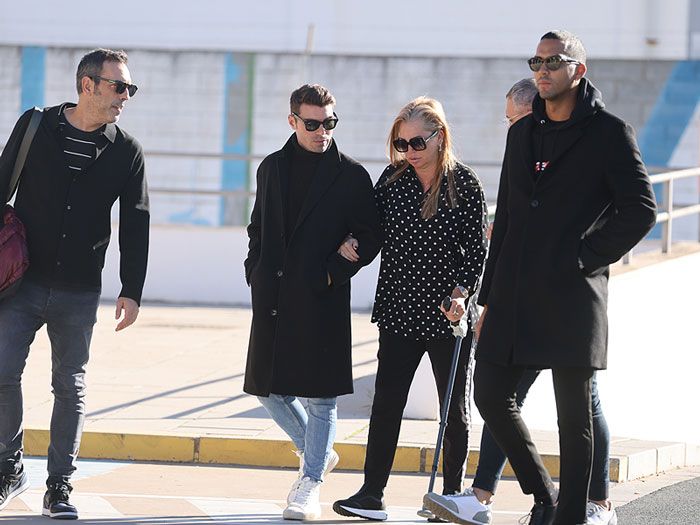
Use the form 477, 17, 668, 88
622, 250, 631, 265
662, 178, 673, 254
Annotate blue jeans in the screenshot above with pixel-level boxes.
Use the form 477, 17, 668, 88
0, 281, 99, 484
258, 394, 337, 482
473, 371, 610, 500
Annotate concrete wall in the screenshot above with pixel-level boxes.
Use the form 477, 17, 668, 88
1, 43, 698, 305
2, 45, 690, 211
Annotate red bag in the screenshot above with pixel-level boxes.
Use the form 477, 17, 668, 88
0, 108, 42, 300
0, 204, 29, 299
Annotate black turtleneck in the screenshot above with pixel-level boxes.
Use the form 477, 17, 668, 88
286, 137, 322, 235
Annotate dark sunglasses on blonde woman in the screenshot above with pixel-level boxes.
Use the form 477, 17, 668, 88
392, 129, 439, 152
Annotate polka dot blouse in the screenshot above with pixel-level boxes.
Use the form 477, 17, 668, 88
371, 162, 488, 341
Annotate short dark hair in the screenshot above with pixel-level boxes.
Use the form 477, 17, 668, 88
541, 30, 587, 64
506, 78, 538, 108
289, 84, 335, 114
76, 48, 129, 94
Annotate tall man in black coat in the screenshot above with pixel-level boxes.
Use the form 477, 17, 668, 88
243, 84, 381, 521
425, 31, 657, 525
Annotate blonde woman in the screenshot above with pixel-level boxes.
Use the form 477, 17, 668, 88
332, 97, 488, 522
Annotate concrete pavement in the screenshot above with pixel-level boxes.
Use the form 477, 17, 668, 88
3, 458, 699, 524
18, 295, 698, 483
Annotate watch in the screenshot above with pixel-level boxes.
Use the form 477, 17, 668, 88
453, 285, 468, 298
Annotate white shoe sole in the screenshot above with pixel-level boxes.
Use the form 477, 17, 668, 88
423, 493, 491, 525
41, 508, 79, 520
0, 476, 30, 511
336, 504, 388, 520
283, 505, 321, 520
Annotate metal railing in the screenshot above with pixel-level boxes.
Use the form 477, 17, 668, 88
3, 144, 697, 260
649, 167, 700, 252
623, 167, 700, 263
149, 164, 700, 264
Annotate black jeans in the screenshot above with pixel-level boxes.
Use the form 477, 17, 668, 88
474, 371, 610, 501
474, 359, 593, 525
363, 329, 472, 495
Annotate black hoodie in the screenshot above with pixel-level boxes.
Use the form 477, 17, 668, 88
531, 78, 604, 177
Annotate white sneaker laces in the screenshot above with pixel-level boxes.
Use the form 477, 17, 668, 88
292, 478, 319, 506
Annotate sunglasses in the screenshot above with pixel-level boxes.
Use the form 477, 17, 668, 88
292, 112, 339, 131
392, 129, 439, 153
90, 75, 138, 97
527, 55, 580, 72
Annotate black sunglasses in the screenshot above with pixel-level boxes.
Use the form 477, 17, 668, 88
292, 112, 339, 131
90, 75, 138, 97
392, 129, 439, 153
527, 55, 580, 72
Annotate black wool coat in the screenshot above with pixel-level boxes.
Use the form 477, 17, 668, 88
243, 135, 381, 397
477, 79, 657, 369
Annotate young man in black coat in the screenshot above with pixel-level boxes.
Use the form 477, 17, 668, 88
424, 31, 656, 525
0, 49, 148, 519
243, 84, 381, 521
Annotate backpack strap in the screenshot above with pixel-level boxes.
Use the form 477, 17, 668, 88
7, 107, 44, 203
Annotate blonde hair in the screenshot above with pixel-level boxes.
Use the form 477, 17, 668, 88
386, 96, 459, 219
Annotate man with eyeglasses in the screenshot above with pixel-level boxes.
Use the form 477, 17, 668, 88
0, 48, 148, 519
243, 83, 380, 521
424, 30, 656, 525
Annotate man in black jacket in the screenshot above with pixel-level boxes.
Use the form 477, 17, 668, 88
424, 31, 656, 525
0, 49, 149, 519
243, 84, 380, 521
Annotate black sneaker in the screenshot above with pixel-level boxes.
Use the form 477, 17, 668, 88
333, 487, 387, 521
520, 501, 557, 525
0, 467, 30, 511
42, 482, 78, 520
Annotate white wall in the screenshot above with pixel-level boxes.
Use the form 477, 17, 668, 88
101, 224, 381, 309
0, 0, 691, 59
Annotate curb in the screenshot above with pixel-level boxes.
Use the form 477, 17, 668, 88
25, 429, 700, 483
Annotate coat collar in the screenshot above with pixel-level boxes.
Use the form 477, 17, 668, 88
46, 103, 117, 143
277, 134, 343, 239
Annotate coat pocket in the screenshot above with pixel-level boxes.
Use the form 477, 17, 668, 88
92, 236, 110, 268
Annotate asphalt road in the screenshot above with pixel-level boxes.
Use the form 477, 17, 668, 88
617, 475, 700, 525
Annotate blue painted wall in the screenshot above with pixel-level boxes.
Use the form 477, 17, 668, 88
637, 61, 700, 237
638, 61, 700, 167
21, 46, 46, 111
220, 53, 253, 226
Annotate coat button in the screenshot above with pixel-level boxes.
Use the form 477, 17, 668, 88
271, 309, 278, 316
276, 270, 283, 277
530, 199, 539, 208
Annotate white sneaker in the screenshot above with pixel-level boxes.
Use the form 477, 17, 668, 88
283, 476, 322, 520
586, 501, 618, 525
423, 488, 492, 525
288, 449, 339, 504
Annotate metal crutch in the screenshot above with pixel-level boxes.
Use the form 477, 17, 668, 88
417, 294, 479, 519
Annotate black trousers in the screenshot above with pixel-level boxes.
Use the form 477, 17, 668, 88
474, 359, 593, 525
363, 329, 471, 495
